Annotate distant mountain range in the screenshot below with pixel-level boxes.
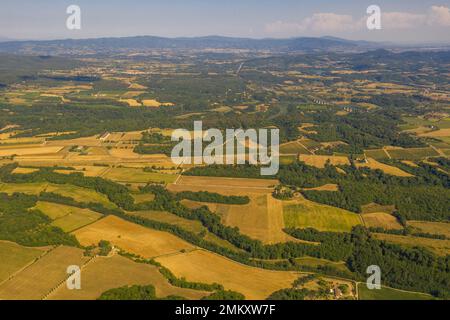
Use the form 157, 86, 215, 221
0, 35, 384, 55
0, 37, 15, 42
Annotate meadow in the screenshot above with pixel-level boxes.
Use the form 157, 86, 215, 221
283, 198, 362, 233
358, 284, 433, 300
386, 147, 440, 160
103, 167, 177, 184
364, 149, 390, 160
280, 141, 311, 154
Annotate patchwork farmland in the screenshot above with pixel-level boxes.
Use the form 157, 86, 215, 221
0, 31, 449, 303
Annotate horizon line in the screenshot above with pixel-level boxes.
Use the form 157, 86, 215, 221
1, 34, 450, 47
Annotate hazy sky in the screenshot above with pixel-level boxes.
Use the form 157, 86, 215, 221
1, 0, 450, 43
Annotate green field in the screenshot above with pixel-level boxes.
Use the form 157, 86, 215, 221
0, 182, 117, 209
365, 149, 389, 160
427, 140, 450, 149
280, 141, 310, 154
299, 139, 321, 149
0, 182, 47, 195
358, 284, 433, 300
131, 193, 156, 204
0, 241, 44, 283
131, 210, 204, 234
280, 155, 296, 165
298, 104, 329, 111
52, 211, 103, 232
387, 147, 440, 160
400, 116, 450, 130
35, 202, 103, 232
294, 257, 351, 273
104, 167, 177, 184
45, 183, 117, 209
283, 200, 362, 232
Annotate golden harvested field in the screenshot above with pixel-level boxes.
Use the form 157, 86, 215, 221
116, 131, 143, 141
211, 106, 233, 113
401, 160, 419, 168
49, 254, 207, 300
86, 146, 110, 156
142, 99, 162, 107
120, 98, 142, 107
181, 194, 297, 244
356, 158, 413, 177
156, 250, 300, 300
362, 212, 403, 230
105, 133, 125, 141
373, 233, 450, 256
0, 246, 89, 300
418, 128, 450, 137
0, 146, 63, 157
176, 175, 278, 188
15, 155, 67, 166
0, 137, 44, 145
46, 135, 102, 147
0, 241, 47, 283
168, 175, 278, 195
35, 202, 103, 232
36, 131, 77, 138
103, 167, 177, 184
299, 155, 350, 168
283, 198, 362, 232
74, 215, 195, 258
55, 165, 109, 177
11, 167, 39, 174
407, 221, 450, 238
130, 209, 243, 252
218, 194, 298, 244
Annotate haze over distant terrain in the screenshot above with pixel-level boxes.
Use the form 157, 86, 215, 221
1, 0, 449, 43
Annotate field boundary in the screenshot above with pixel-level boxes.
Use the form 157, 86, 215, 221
0, 245, 56, 288
43, 254, 98, 300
